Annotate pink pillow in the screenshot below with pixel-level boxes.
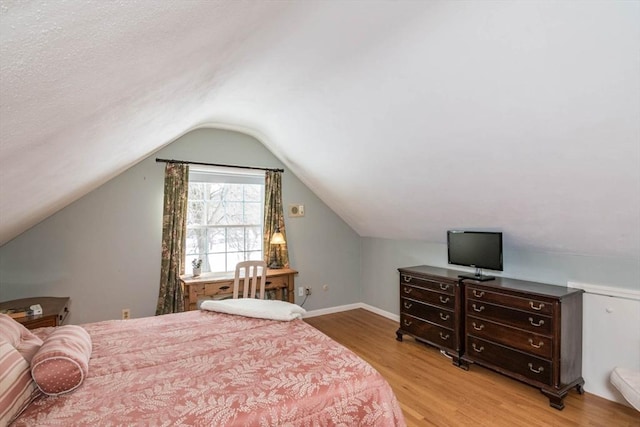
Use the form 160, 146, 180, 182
31, 325, 92, 396
0, 338, 38, 425
0, 313, 43, 362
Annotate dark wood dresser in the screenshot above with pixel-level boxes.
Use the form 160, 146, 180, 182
396, 265, 464, 366
0, 296, 70, 329
462, 278, 584, 409
397, 265, 584, 410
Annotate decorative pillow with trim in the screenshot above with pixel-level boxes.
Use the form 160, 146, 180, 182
30, 325, 92, 396
0, 338, 39, 426
0, 313, 43, 362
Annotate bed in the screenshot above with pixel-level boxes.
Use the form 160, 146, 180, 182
2, 307, 405, 426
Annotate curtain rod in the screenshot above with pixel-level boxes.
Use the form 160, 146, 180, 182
155, 158, 284, 173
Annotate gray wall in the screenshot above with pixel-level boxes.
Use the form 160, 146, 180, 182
0, 128, 361, 323
1, 127, 637, 324
361, 237, 640, 314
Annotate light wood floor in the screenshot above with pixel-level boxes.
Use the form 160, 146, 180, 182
305, 309, 639, 427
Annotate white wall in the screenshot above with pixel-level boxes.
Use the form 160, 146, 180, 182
572, 285, 640, 407
0, 128, 361, 323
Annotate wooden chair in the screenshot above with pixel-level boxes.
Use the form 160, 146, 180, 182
233, 261, 267, 299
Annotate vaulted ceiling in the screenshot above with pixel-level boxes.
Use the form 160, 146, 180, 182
1, 1, 638, 259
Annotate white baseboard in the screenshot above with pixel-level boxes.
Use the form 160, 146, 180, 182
358, 303, 400, 322
302, 303, 362, 318
303, 303, 399, 322
568, 281, 640, 301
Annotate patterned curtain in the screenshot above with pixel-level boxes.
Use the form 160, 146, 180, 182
156, 163, 189, 315
263, 170, 289, 268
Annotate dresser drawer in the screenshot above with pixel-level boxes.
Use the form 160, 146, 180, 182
21, 316, 57, 329
190, 282, 229, 299
400, 314, 455, 349
400, 274, 455, 295
466, 299, 552, 335
466, 286, 553, 316
466, 315, 553, 359
400, 285, 455, 309
402, 298, 455, 329
264, 275, 287, 290
467, 336, 552, 386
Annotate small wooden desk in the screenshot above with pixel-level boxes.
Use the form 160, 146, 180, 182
181, 268, 297, 311
0, 297, 70, 330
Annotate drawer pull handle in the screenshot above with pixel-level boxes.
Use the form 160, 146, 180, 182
403, 275, 411, 283
439, 296, 450, 304
528, 363, 544, 374
472, 322, 485, 331
472, 290, 485, 298
440, 313, 450, 321
440, 284, 449, 291
403, 301, 413, 309
472, 304, 485, 312
403, 319, 412, 327
472, 343, 484, 353
439, 332, 450, 340
528, 338, 544, 349
529, 302, 545, 311
403, 287, 413, 294
528, 317, 545, 327
219, 285, 230, 291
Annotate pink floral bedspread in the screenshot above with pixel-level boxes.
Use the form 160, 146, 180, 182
14, 310, 405, 426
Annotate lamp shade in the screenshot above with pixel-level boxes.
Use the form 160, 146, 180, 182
270, 231, 286, 245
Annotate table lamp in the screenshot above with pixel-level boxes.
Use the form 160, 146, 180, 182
269, 228, 286, 269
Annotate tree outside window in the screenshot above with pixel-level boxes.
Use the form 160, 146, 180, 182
185, 168, 264, 274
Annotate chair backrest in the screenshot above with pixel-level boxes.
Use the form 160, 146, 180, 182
233, 261, 267, 299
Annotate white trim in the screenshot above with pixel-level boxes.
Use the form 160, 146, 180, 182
189, 167, 264, 184
302, 303, 362, 318
359, 303, 400, 322
567, 281, 640, 301
302, 303, 399, 322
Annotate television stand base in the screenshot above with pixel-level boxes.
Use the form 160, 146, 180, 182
459, 274, 495, 282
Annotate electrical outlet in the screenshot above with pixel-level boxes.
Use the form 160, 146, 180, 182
305, 287, 311, 296
298, 286, 304, 297
122, 309, 130, 320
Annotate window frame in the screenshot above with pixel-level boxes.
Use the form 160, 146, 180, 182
185, 166, 265, 274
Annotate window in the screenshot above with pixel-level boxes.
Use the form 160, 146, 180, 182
185, 167, 264, 274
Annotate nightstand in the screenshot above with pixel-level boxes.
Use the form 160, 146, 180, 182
0, 297, 70, 329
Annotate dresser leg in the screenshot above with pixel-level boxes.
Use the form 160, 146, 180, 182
541, 389, 566, 410
451, 356, 468, 370
396, 330, 403, 341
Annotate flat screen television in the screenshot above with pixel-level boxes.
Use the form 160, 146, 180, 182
447, 230, 503, 281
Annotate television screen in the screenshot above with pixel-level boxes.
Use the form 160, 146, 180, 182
447, 231, 503, 273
